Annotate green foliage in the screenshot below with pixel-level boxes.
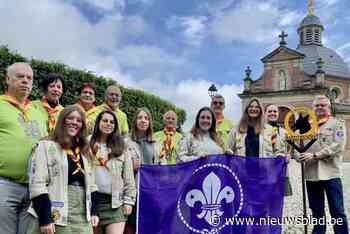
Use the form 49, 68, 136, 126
0, 46, 186, 131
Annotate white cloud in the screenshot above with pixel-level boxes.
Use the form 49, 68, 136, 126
166, 16, 207, 47
209, 0, 300, 44
0, 0, 124, 69
115, 45, 185, 69
135, 79, 243, 131
318, 0, 339, 7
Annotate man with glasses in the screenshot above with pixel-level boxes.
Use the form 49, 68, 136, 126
210, 94, 234, 146
87, 85, 129, 136
299, 95, 348, 234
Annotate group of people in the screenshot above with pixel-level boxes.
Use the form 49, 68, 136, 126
0, 62, 348, 234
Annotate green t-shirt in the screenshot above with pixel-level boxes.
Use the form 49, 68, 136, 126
154, 130, 183, 165
31, 99, 64, 137
217, 118, 234, 147
0, 100, 46, 183
87, 104, 129, 136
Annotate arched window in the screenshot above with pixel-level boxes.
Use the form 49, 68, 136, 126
279, 70, 287, 90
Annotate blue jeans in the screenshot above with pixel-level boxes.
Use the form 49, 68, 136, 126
306, 178, 349, 234
0, 177, 30, 234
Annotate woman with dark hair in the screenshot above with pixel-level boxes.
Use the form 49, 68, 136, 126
32, 73, 65, 135
178, 107, 225, 162
89, 111, 135, 234
27, 105, 98, 234
124, 107, 165, 234
227, 98, 264, 157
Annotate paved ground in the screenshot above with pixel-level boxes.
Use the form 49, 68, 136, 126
283, 161, 350, 233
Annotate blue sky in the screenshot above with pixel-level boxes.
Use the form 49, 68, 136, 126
1, 0, 349, 129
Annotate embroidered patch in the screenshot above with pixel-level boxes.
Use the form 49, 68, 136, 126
52, 208, 61, 222
48, 144, 56, 155
335, 131, 344, 140
51, 201, 64, 207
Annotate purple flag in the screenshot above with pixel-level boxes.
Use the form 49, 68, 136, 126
137, 155, 286, 234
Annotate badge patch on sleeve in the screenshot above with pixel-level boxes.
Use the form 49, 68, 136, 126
335, 130, 344, 140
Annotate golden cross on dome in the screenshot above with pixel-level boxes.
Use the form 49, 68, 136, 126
308, 0, 314, 15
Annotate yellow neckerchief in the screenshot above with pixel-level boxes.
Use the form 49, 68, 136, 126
216, 114, 224, 125
66, 147, 85, 175
41, 96, 62, 132
159, 127, 176, 159
76, 100, 95, 113
0, 94, 31, 122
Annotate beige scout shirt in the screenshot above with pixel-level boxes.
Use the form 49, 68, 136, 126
303, 117, 346, 181
178, 133, 224, 162
93, 147, 136, 208
227, 124, 289, 158
28, 140, 97, 226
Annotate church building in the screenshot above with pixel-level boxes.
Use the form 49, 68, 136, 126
239, 1, 350, 160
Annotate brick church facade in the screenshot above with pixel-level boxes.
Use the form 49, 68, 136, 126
239, 2, 350, 160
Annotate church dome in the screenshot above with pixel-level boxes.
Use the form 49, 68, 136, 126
299, 15, 323, 29
297, 45, 350, 78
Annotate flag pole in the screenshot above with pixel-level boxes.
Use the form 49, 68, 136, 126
301, 162, 308, 234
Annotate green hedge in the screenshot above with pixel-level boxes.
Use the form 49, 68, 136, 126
0, 46, 186, 131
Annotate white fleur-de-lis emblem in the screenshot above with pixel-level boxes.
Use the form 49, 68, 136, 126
185, 172, 235, 226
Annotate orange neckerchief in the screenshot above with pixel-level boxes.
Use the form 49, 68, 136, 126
159, 127, 176, 159
318, 116, 329, 126
94, 144, 111, 169
66, 147, 85, 175
76, 100, 95, 112
41, 96, 62, 132
216, 114, 224, 125
317, 115, 330, 134
0, 94, 31, 122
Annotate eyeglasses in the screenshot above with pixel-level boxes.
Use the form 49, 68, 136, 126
213, 101, 224, 106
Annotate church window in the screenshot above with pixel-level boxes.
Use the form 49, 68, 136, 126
279, 70, 288, 90
314, 29, 320, 43
306, 28, 312, 43
300, 31, 304, 44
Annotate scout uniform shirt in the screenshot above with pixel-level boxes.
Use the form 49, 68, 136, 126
32, 97, 63, 136
304, 117, 346, 181
0, 96, 45, 183
216, 117, 234, 147
154, 129, 183, 165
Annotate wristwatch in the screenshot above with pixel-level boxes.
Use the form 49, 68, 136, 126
313, 153, 317, 159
